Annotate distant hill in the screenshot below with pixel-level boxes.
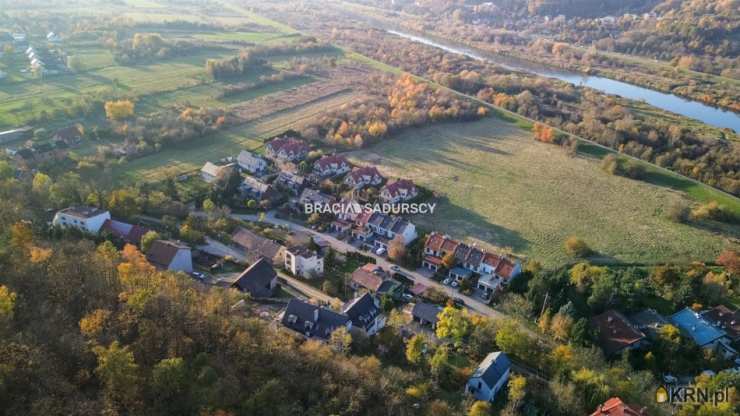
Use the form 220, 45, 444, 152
526, 0, 660, 17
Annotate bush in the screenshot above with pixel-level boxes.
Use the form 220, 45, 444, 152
666, 200, 690, 223
564, 236, 591, 257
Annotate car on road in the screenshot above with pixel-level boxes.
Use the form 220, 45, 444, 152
390, 265, 400, 272
375, 247, 386, 256
451, 281, 459, 288
442, 277, 452, 285
452, 297, 465, 308
401, 293, 414, 302
191, 271, 206, 280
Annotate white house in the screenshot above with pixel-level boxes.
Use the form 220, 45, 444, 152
146, 240, 193, 274
380, 179, 418, 203
52, 206, 111, 234
237, 150, 268, 174
358, 211, 417, 247
466, 351, 511, 402
313, 154, 350, 177
342, 293, 386, 336
284, 246, 324, 279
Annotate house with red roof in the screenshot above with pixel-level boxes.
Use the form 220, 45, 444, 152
590, 310, 646, 356
313, 154, 350, 177
344, 166, 384, 188
591, 397, 646, 416
380, 179, 418, 203
101, 219, 150, 245
265, 137, 309, 162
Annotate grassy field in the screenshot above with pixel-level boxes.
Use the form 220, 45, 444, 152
347, 117, 736, 267
112, 90, 359, 183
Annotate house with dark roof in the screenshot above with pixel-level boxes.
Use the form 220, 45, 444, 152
352, 211, 417, 251
411, 302, 442, 329
101, 219, 150, 245
628, 309, 669, 340
670, 307, 737, 358
280, 299, 351, 340
466, 351, 511, 402
702, 305, 740, 343
231, 258, 278, 298
342, 293, 385, 336
146, 240, 192, 273
590, 310, 646, 356
231, 227, 285, 264
591, 397, 645, 416
376, 279, 404, 300
313, 154, 350, 177
380, 179, 418, 203
52, 206, 111, 234
265, 137, 309, 162
52, 125, 82, 146
344, 166, 384, 188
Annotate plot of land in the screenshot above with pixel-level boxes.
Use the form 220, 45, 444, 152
347, 117, 734, 267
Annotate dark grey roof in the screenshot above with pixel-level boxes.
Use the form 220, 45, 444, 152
377, 279, 401, 295
412, 302, 441, 324
281, 299, 349, 340
628, 309, 668, 338
342, 293, 381, 331
231, 258, 277, 298
471, 351, 511, 388
231, 227, 283, 262
60, 205, 108, 219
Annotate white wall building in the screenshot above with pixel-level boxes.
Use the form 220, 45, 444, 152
52, 206, 111, 234
284, 246, 324, 279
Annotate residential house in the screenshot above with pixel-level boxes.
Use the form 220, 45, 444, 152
237, 150, 268, 174
231, 258, 278, 298
265, 137, 309, 162
591, 397, 645, 416
101, 219, 150, 245
313, 154, 350, 177
629, 309, 669, 340
342, 293, 385, 336
466, 351, 511, 402
52, 206, 111, 234
353, 211, 417, 251
275, 171, 306, 194
411, 302, 442, 329
298, 188, 336, 210
231, 227, 285, 264
350, 263, 386, 293
376, 279, 404, 300
670, 307, 737, 358
239, 176, 278, 202
703, 305, 740, 343
380, 179, 418, 203
284, 246, 324, 279
344, 166, 384, 188
280, 299, 351, 340
200, 162, 234, 184
146, 240, 193, 273
590, 310, 646, 356
477, 257, 521, 295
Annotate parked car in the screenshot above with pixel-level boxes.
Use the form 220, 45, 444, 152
443, 277, 452, 285
401, 293, 413, 302
191, 271, 206, 280
451, 281, 459, 288
390, 265, 400, 272
375, 247, 386, 256
452, 297, 465, 308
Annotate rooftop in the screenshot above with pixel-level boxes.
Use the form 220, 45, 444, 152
59, 206, 108, 219
590, 310, 645, 356
670, 307, 726, 347
471, 351, 511, 388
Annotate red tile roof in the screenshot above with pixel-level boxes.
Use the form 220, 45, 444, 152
382, 179, 416, 198
425, 233, 446, 252
495, 258, 516, 280
423, 256, 445, 266
351, 263, 385, 292
314, 154, 348, 170
591, 397, 645, 416
267, 137, 309, 155
347, 166, 382, 183
590, 310, 645, 356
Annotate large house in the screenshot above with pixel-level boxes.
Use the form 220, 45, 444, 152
466, 351, 511, 402
237, 150, 268, 174
231, 227, 285, 264
53, 206, 111, 234
313, 154, 350, 177
101, 219, 150, 245
265, 137, 309, 162
281, 299, 351, 340
352, 211, 417, 251
342, 293, 385, 336
590, 310, 646, 356
231, 258, 278, 298
670, 307, 737, 358
380, 179, 418, 203
421, 232, 521, 293
284, 246, 324, 279
591, 397, 645, 416
344, 166, 384, 188
146, 240, 193, 273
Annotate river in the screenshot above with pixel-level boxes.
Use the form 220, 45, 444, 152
388, 30, 740, 132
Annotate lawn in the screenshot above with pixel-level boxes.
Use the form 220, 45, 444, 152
347, 117, 736, 267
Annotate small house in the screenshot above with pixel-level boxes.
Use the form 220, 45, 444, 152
342, 293, 385, 336
380, 179, 418, 203
466, 351, 511, 402
284, 246, 324, 279
146, 240, 193, 274
237, 150, 268, 174
231, 258, 278, 298
590, 310, 645, 356
280, 299, 351, 340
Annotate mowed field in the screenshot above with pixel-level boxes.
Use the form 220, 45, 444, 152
348, 117, 734, 267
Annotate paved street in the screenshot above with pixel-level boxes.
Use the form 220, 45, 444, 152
235, 212, 509, 320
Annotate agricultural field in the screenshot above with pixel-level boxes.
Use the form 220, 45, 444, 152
347, 116, 737, 267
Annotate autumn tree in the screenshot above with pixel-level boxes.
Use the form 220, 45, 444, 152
140, 230, 160, 253
533, 122, 556, 143
105, 99, 135, 121
435, 305, 470, 346
93, 341, 141, 408
468, 401, 491, 416
330, 326, 352, 355
388, 234, 407, 262
564, 236, 591, 257
716, 249, 739, 275
405, 334, 427, 365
